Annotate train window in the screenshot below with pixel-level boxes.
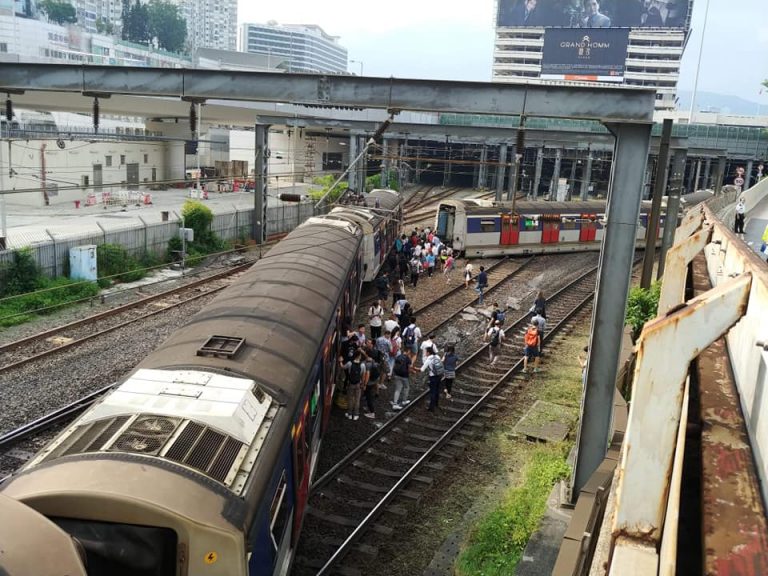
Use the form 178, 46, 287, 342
269, 471, 290, 552
480, 220, 497, 233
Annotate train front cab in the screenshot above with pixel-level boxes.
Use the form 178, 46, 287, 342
436, 201, 464, 251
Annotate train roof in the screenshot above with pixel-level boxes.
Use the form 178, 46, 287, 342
439, 199, 609, 216
323, 189, 402, 232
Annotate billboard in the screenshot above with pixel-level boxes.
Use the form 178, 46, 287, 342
497, 0, 689, 29
540, 28, 630, 82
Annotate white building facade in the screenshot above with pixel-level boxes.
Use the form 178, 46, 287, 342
239, 22, 348, 74
492, 0, 694, 111
177, 0, 237, 52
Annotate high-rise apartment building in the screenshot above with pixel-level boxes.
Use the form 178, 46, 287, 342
239, 22, 348, 74
492, 0, 694, 110
177, 0, 237, 52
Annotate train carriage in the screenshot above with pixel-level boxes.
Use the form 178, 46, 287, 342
1, 218, 365, 576
437, 199, 663, 258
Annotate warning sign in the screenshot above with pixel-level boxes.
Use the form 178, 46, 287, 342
204, 552, 218, 565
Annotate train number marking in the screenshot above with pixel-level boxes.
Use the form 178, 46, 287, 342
204, 551, 218, 564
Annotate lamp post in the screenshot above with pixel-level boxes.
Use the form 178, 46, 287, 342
349, 59, 364, 77
688, 0, 711, 124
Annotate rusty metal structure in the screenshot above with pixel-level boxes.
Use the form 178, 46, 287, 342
555, 177, 768, 575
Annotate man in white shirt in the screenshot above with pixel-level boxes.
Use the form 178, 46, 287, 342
420, 346, 443, 412
420, 333, 438, 363
485, 321, 505, 365
368, 299, 384, 340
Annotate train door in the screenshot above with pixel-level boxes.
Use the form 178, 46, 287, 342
437, 205, 455, 244
542, 215, 561, 244
579, 215, 597, 242
292, 402, 311, 543
500, 214, 520, 245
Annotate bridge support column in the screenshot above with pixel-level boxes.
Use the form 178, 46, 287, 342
703, 157, 711, 189
571, 122, 652, 500
533, 147, 543, 199
745, 160, 754, 189
254, 123, 269, 244
347, 135, 358, 192
478, 145, 487, 189
714, 155, 727, 193
580, 152, 593, 200
658, 148, 687, 279
495, 143, 507, 202
549, 148, 562, 199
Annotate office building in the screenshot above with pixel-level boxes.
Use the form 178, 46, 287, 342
177, 0, 237, 52
239, 22, 347, 74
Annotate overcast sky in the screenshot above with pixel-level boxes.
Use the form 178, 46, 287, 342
239, 0, 768, 104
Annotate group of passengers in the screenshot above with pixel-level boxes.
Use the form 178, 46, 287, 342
386, 228, 457, 288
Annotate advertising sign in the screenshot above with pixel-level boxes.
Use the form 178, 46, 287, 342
497, 0, 689, 29
541, 28, 629, 82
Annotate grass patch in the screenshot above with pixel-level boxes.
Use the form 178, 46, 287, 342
456, 443, 571, 576
0, 277, 100, 327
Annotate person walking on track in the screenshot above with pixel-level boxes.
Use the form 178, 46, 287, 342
442, 345, 459, 399
485, 320, 505, 365
476, 266, 488, 305
368, 299, 384, 340
523, 321, 541, 373
421, 347, 445, 412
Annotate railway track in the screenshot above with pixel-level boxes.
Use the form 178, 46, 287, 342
292, 265, 599, 576
0, 261, 253, 373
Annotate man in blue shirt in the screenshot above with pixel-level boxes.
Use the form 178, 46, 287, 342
476, 266, 488, 305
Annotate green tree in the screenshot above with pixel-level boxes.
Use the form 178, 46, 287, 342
307, 174, 348, 204
122, 0, 151, 44
95, 17, 114, 35
625, 281, 661, 341
39, 0, 77, 24
148, 0, 187, 53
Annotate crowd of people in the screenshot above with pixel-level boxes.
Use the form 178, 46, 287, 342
338, 227, 554, 421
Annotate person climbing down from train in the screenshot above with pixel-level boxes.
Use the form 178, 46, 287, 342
409, 255, 422, 288
392, 348, 415, 410
421, 347, 445, 412
476, 266, 488, 305
735, 197, 746, 237
340, 349, 366, 420
485, 321, 505, 365
442, 345, 459, 399
369, 300, 384, 340
523, 321, 542, 374
444, 253, 456, 283
464, 261, 474, 289
402, 317, 422, 358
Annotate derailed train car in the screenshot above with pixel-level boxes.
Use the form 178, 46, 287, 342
1, 217, 367, 575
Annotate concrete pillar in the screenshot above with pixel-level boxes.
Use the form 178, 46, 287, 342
714, 155, 727, 193
347, 135, 358, 192
568, 151, 577, 200
580, 153, 593, 200
746, 160, 754, 189
549, 148, 562, 199
703, 157, 712, 190
442, 143, 452, 188
533, 147, 544, 199
507, 145, 519, 201
254, 124, 269, 244
693, 158, 702, 192
380, 139, 389, 187
478, 145, 488, 189
571, 122, 653, 499
358, 136, 367, 193
496, 143, 507, 202
658, 148, 687, 279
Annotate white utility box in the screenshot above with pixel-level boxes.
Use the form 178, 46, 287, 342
69, 245, 98, 281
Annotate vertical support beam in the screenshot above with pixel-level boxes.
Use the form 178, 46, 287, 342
568, 151, 577, 200
507, 145, 519, 201
358, 135, 367, 193
253, 123, 269, 244
693, 158, 702, 192
442, 142, 452, 188
580, 151, 593, 200
703, 157, 711, 189
746, 160, 754, 189
496, 143, 507, 202
549, 148, 562, 198
380, 139, 388, 187
571, 122, 652, 500
641, 118, 673, 288
714, 155, 727, 194
478, 145, 488, 189
415, 140, 423, 184
658, 148, 687, 279
347, 135, 358, 192
533, 146, 543, 199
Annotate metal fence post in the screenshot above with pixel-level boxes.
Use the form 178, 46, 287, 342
45, 229, 58, 277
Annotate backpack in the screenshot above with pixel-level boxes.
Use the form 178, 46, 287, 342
496, 310, 506, 324
409, 260, 420, 275
490, 328, 500, 347
431, 356, 445, 377
403, 326, 416, 346
525, 327, 539, 347
394, 354, 409, 377
375, 337, 391, 355
348, 361, 362, 385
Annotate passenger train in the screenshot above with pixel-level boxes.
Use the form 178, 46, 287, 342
0, 189, 403, 576
435, 199, 664, 258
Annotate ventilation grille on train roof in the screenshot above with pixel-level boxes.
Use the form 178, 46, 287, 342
44, 415, 244, 485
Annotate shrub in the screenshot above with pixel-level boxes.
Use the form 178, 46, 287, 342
0, 277, 100, 327
167, 200, 229, 265
625, 281, 662, 341
96, 243, 146, 287
307, 174, 348, 204
0, 248, 40, 297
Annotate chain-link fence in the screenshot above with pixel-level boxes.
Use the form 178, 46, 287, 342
0, 202, 327, 278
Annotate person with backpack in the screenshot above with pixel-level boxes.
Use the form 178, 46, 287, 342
523, 320, 541, 373
409, 255, 422, 287
442, 345, 459, 399
393, 297, 409, 326
421, 347, 445, 412
368, 299, 384, 340
485, 320, 505, 365
339, 349, 366, 420
402, 317, 422, 357
531, 310, 546, 353
391, 349, 415, 410
425, 251, 436, 278
420, 333, 439, 364
362, 344, 381, 419
388, 326, 402, 379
